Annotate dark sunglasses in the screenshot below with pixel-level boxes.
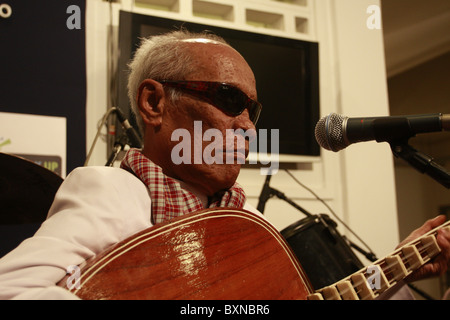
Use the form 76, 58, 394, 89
158, 80, 262, 125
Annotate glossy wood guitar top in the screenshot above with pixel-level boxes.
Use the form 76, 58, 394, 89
58, 208, 313, 300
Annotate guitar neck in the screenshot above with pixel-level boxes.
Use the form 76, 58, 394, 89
308, 221, 450, 300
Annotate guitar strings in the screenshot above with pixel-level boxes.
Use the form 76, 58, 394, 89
339, 238, 436, 297
318, 233, 440, 300
320, 221, 449, 300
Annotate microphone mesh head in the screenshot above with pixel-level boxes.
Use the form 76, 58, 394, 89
315, 113, 347, 152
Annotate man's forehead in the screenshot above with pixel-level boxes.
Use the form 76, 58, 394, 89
178, 38, 256, 97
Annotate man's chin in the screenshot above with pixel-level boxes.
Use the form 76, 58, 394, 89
183, 163, 241, 196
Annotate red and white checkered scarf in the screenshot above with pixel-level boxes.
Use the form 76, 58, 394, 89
120, 148, 246, 224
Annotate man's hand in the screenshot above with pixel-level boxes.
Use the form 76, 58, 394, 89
397, 215, 450, 283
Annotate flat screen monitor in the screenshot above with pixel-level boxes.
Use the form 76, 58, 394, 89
115, 11, 320, 158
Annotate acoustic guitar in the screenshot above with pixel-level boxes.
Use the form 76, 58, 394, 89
57, 208, 449, 300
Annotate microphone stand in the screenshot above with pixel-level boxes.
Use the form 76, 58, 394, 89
258, 176, 435, 298
259, 179, 383, 261
342, 236, 378, 262
268, 187, 313, 218
258, 177, 381, 269
389, 140, 450, 189
105, 134, 128, 166
257, 173, 312, 217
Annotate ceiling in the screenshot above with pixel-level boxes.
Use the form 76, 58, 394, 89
381, 0, 450, 78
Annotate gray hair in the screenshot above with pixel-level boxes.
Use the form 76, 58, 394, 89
127, 30, 230, 135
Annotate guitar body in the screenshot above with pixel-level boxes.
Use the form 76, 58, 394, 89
59, 208, 313, 300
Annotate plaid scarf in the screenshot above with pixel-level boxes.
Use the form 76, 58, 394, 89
120, 148, 246, 224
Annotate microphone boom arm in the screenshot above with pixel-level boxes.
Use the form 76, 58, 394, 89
390, 140, 450, 189
267, 187, 313, 217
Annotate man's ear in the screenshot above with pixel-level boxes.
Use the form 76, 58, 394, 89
137, 79, 166, 128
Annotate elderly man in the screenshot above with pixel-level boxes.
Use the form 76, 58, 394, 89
0, 30, 448, 300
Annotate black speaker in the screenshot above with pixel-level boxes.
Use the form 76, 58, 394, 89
281, 214, 364, 290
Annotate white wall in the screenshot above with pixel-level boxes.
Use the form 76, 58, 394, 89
321, 0, 400, 259
85, 0, 400, 264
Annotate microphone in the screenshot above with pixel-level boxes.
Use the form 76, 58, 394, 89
315, 113, 450, 152
114, 108, 142, 148
257, 174, 272, 213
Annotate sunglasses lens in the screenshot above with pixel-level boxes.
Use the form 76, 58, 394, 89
160, 81, 261, 124
249, 102, 262, 125
214, 84, 246, 115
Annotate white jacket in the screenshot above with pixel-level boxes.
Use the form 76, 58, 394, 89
0, 166, 262, 299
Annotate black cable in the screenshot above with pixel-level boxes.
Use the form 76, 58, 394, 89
285, 169, 377, 261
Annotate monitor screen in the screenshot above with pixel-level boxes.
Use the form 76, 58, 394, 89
116, 11, 320, 157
